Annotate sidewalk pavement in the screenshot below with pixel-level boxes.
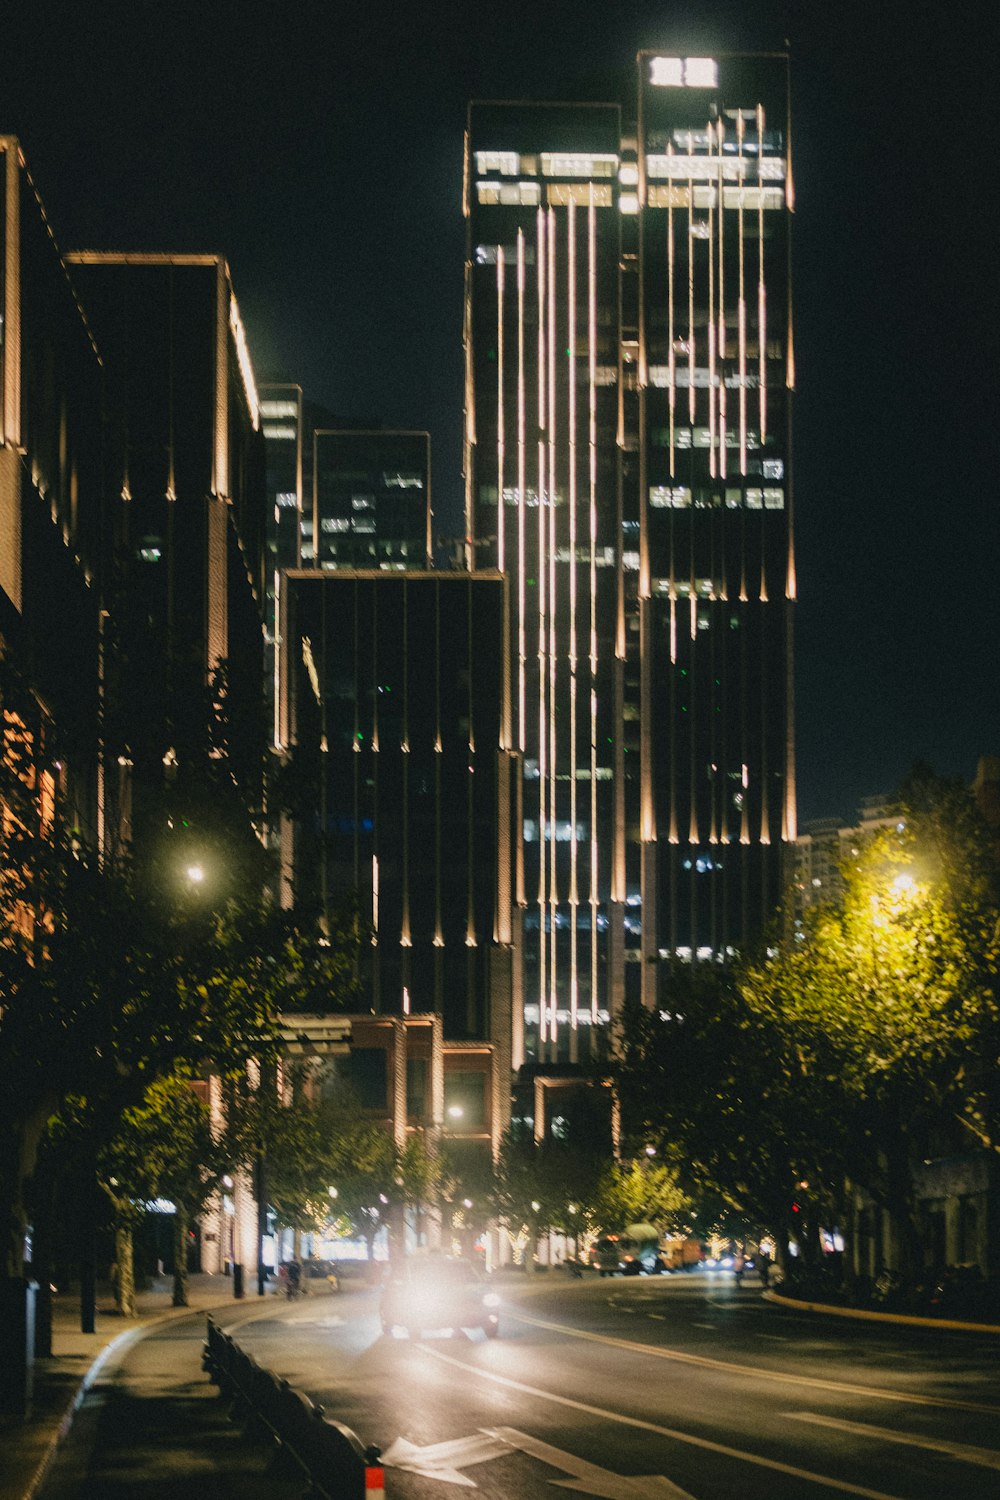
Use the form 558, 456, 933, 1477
0, 1272, 283, 1500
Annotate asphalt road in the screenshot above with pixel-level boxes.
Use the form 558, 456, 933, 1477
229, 1272, 1000, 1499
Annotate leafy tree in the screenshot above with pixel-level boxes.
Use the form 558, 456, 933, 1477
590, 1157, 688, 1235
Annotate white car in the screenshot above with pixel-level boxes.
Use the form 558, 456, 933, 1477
380, 1257, 500, 1339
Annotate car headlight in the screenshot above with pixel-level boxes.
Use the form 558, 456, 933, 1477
483, 1292, 501, 1309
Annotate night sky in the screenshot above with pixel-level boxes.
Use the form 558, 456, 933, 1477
3, 0, 996, 824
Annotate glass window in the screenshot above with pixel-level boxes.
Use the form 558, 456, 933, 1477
541, 153, 618, 178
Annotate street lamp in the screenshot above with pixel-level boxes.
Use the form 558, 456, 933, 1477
185, 862, 205, 886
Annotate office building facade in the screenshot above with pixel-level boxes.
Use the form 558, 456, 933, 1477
309, 428, 431, 572
1, 138, 105, 848
278, 570, 514, 1064
64, 252, 267, 866
464, 52, 795, 1060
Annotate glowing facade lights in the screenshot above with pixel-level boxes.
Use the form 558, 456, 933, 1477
466, 53, 792, 1052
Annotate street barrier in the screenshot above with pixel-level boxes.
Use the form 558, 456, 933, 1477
203, 1316, 383, 1499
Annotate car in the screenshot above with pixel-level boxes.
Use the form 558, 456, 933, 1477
380, 1257, 500, 1339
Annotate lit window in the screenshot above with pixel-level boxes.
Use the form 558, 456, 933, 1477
619, 162, 639, 186
619, 192, 639, 215
622, 550, 640, 571
262, 424, 296, 441
649, 485, 691, 509
383, 472, 423, 489
353, 518, 375, 534
763, 459, 784, 480
322, 517, 350, 532
546, 182, 613, 207
475, 151, 520, 177
725, 489, 741, 509
648, 54, 718, 89
684, 57, 718, 88
541, 153, 618, 179
260, 400, 297, 418
352, 494, 374, 509
746, 489, 763, 510
276, 491, 297, 508
763, 487, 784, 510
593, 365, 617, 386
648, 56, 684, 86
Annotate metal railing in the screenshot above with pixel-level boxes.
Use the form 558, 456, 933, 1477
203, 1316, 384, 1499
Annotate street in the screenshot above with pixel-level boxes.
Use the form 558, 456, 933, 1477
224, 1272, 1000, 1498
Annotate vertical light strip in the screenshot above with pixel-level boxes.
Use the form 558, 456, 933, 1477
537, 207, 548, 1044
707, 124, 717, 480
401, 582, 411, 947
738, 111, 747, 476
467, 586, 477, 944
757, 104, 767, 447
686, 136, 695, 426
719, 120, 728, 474
547, 205, 558, 1049
517, 229, 527, 751
568, 199, 579, 1035
434, 582, 443, 946
497, 248, 506, 574
588, 195, 599, 1025
667, 149, 676, 478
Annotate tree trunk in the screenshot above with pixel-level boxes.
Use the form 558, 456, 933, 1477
114, 1224, 136, 1319
172, 1205, 189, 1308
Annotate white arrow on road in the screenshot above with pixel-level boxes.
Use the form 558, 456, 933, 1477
488, 1427, 696, 1499
382, 1427, 694, 1497
381, 1431, 514, 1486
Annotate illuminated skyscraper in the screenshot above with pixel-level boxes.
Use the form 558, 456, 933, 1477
464, 52, 795, 1061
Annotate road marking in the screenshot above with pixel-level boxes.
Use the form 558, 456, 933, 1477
508, 1310, 1000, 1415
648, 1313, 666, 1321
786, 1412, 1000, 1472
382, 1432, 512, 1486
487, 1426, 695, 1498
419, 1347, 904, 1499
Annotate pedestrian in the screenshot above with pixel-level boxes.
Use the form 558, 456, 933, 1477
733, 1249, 745, 1287
286, 1256, 302, 1299
758, 1249, 772, 1288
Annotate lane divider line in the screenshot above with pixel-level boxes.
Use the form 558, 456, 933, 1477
786, 1412, 1000, 1473
506, 1309, 1000, 1417
418, 1345, 905, 1500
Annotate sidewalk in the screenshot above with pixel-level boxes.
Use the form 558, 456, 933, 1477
0, 1272, 280, 1500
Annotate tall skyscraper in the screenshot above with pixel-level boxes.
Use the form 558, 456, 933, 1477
464, 52, 795, 1063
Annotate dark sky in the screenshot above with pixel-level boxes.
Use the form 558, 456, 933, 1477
3, 0, 997, 823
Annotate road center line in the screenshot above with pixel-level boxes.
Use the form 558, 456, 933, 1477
418, 1346, 904, 1500
507, 1310, 1000, 1416
785, 1412, 1000, 1471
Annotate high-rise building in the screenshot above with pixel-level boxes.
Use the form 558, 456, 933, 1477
1, 138, 105, 847
464, 52, 795, 1061
277, 569, 514, 1062
64, 252, 267, 868
309, 428, 431, 572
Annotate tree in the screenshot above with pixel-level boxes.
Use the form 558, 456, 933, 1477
112, 1074, 230, 1308
590, 1158, 688, 1236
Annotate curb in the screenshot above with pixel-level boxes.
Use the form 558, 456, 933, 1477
17, 1294, 282, 1500
763, 1288, 1000, 1335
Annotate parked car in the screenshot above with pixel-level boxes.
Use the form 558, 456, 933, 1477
380, 1257, 500, 1339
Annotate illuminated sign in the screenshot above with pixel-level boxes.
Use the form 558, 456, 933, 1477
649, 56, 718, 89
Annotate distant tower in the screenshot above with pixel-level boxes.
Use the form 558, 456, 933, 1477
463, 52, 795, 1062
